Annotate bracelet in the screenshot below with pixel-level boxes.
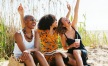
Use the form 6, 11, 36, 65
23, 50, 30, 53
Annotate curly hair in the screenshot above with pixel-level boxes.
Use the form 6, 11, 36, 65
38, 14, 57, 30
57, 17, 67, 34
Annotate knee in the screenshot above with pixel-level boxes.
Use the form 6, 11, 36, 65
34, 51, 44, 57
67, 57, 77, 66
34, 50, 39, 54
73, 50, 81, 56
25, 53, 33, 61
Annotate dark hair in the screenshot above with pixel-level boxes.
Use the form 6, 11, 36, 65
38, 14, 56, 30
57, 17, 67, 34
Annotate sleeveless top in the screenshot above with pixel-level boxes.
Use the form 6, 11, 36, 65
64, 27, 86, 50
37, 29, 58, 53
13, 29, 35, 58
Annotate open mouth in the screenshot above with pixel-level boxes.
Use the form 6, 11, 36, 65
32, 23, 36, 26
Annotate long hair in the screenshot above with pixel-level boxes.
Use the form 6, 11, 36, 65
38, 14, 57, 30
57, 17, 67, 34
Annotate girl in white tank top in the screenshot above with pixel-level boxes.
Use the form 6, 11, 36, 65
13, 29, 35, 58
14, 6, 49, 66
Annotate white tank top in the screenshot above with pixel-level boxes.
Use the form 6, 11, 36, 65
13, 29, 35, 58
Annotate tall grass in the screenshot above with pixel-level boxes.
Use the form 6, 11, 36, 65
78, 14, 108, 47
0, 17, 16, 59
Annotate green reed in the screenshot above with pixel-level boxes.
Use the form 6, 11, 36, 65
78, 14, 108, 46
0, 17, 15, 59
103, 31, 108, 45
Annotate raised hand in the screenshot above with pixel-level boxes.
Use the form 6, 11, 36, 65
18, 3, 24, 15
67, 3, 71, 11
66, 3, 71, 18
18, 3, 25, 28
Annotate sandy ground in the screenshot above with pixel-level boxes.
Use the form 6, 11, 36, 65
86, 45, 108, 66
0, 46, 108, 66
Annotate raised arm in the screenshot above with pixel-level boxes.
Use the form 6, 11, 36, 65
66, 4, 71, 19
18, 4, 25, 28
72, 0, 80, 29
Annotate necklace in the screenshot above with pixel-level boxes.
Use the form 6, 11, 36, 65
23, 28, 33, 41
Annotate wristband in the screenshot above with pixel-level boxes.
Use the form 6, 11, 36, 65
24, 50, 30, 53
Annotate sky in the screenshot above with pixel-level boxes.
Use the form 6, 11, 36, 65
77, 0, 108, 30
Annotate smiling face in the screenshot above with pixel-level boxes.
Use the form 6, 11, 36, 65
57, 17, 71, 34
61, 17, 71, 27
24, 15, 36, 29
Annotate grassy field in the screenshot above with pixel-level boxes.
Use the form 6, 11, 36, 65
0, 17, 16, 60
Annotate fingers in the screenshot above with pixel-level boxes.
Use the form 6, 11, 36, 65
75, 42, 80, 48
20, 52, 30, 61
67, 4, 70, 7
18, 3, 23, 10
20, 3, 22, 7
18, 3, 24, 15
67, 4, 69, 8
67, 4, 71, 11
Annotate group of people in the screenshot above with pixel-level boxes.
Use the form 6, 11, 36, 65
13, 0, 90, 66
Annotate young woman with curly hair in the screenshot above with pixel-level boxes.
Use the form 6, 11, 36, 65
37, 14, 66, 66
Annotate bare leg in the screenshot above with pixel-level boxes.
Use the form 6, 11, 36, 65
34, 51, 49, 66
54, 53, 65, 66
24, 53, 36, 66
73, 50, 83, 66
66, 53, 77, 66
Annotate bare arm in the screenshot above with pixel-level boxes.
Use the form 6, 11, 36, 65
18, 3, 25, 28
60, 34, 76, 50
25, 30, 40, 53
34, 30, 40, 51
14, 32, 26, 52
66, 4, 71, 19
72, 0, 80, 29
15, 32, 37, 60
60, 34, 68, 50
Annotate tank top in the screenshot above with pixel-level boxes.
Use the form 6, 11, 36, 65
64, 27, 85, 50
13, 29, 35, 58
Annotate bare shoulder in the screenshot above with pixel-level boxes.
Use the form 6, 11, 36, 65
14, 31, 21, 36
14, 31, 22, 40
